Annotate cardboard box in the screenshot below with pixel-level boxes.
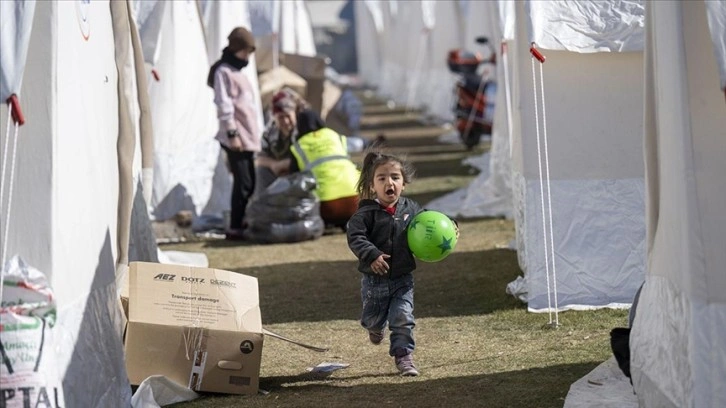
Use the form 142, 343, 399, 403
281, 53, 328, 115
124, 262, 263, 395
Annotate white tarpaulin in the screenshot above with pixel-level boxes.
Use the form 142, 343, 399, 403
0, 1, 144, 406
279, 0, 316, 57
133, 0, 224, 221
0, 0, 35, 102
427, 0, 513, 219
528, 0, 645, 52
629, 1, 726, 407
499, 0, 515, 42
508, 0, 645, 312
706, 0, 726, 89
354, 0, 385, 89
375, 1, 409, 103
356, 1, 466, 120
248, 0, 317, 57
563, 357, 639, 408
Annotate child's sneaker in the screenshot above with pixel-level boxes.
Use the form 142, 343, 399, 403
368, 330, 384, 345
395, 354, 419, 376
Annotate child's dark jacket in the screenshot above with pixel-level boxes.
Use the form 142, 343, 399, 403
347, 197, 423, 279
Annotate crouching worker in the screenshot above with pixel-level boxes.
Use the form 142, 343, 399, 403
259, 89, 360, 229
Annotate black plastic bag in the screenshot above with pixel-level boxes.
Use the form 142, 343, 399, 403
244, 172, 324, 243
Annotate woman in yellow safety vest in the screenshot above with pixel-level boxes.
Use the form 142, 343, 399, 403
257, 88, 360, 229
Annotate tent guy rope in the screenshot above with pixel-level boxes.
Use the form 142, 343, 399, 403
530, 44, 559, 327
1, 95, 24, 305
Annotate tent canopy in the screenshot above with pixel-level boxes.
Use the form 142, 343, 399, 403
506, 0, 646, 312
630, 1, 726, 407
0, 1, 146, 406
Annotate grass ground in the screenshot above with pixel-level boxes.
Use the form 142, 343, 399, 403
164, 93, 627, 408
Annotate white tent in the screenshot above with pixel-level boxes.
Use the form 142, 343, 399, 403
356, 0, 506, 123
0, 0, 150, 405
133, 0, 226, 222
507, 0, 646, 312
374, 1, 414, 106
277, 0, 316, 57
354, 0, 385, 90
358, 0, 462, 121
355, 1, 646, 311
426, 0, 513, 219
355, 0, 513, 218
401, 0, 460, 118
629, 1, 726, 407
248, 0, 317, 62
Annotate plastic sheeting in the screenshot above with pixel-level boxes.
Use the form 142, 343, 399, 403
527, 0, 645, 52
629, 2, 726, 407
563, 357, 638, 408
515, 174, 645, 311
427, 150, 511, 219
131, 375, 199, 408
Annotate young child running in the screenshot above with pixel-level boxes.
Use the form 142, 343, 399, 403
346, 151, 422, 376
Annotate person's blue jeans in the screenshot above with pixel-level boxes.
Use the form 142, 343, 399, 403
360, 273, 415, 357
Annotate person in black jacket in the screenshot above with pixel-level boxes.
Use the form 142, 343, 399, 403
346, 151, 422, 376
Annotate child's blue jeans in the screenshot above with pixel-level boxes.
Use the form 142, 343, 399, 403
360, 273, 415, 357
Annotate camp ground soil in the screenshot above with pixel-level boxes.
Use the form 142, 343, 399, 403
162, 92, 627, 408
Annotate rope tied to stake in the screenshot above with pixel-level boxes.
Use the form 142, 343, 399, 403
530, 44, 559, 327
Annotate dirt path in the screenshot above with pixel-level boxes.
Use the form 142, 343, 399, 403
161, 91, 549, 408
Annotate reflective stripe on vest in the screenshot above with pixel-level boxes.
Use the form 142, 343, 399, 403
290, 128, 359, 201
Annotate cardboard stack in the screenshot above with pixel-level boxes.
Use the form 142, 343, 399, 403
124, 262, 263, 395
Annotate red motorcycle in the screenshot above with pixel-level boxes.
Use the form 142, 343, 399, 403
447, 37, 497, 149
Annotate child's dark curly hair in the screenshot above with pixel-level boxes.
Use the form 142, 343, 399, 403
356, 150, 415, 200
